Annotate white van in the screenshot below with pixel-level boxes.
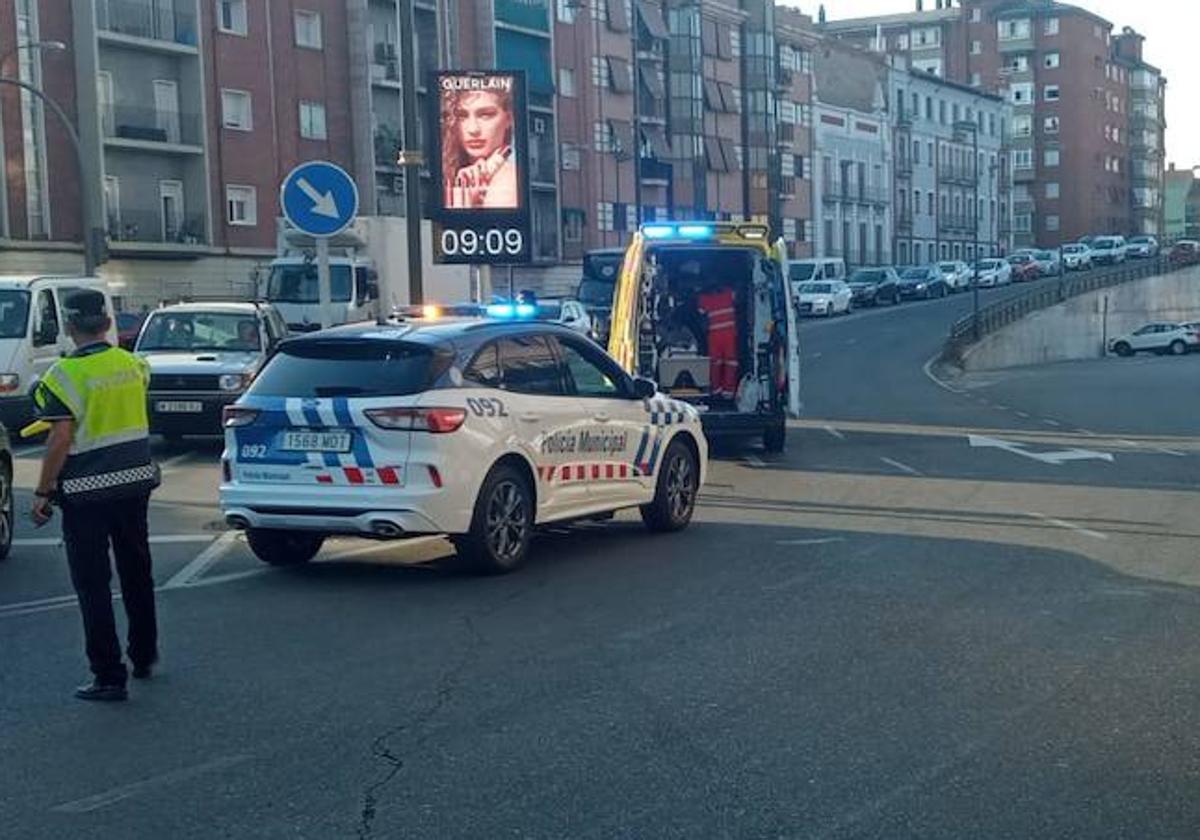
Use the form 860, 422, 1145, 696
0, 275, 116, 430
789, 257, 847, 287
263, 254, 379, 332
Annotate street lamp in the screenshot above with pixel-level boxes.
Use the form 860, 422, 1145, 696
954, 120, 981, 340
0, 40, 98, 275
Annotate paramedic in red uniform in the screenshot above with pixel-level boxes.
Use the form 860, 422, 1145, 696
698, 284, 738, 399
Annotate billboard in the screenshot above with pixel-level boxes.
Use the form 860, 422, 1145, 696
430, 70, 533, 265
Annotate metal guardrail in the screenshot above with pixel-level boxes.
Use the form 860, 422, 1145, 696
942, 254, 1188, 363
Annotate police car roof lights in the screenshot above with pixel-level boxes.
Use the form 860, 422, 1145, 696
677, 224, 714, 239
486, 302, 537, 319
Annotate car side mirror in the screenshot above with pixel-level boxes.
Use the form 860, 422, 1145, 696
632, 376, 657, 399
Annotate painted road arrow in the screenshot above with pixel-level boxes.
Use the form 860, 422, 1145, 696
968, 435, 1114, 465
296, 178, 340, 219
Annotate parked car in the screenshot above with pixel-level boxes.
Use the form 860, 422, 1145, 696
537, 299, 595, 339
1090, 236, 1128, 265
789, 258, 847, 285
1109, 323, 1200, 357
1006, 253, 1041, 282
1031, 249, 1062, 277
1126, 235, 1159, 258
846, 268, 901, 306
974, 259, 1012, 287
937, 261, 972, 292
136, 301, 290, 441
1169, 240, 1200, 267
794, 280, 853, 316
897, 266, 949, 299
1061, 243, 1093, 271
116, 311, 147, 350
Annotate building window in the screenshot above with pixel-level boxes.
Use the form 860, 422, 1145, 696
1014, 213, 1032, 233
1044, 17, 1059, 36
226, 185, 257, 226
1010, 83, 1033, 105
1044, 149, 1060, 167
970, 72, 982, 87
299, 101, 327, 140
1013, 115, 1032, 137
562, 209, 584, 242
925, 96, 933, 120
970, 40, 981, 55
998, 18, 1031, 41
1013, 149, 1033, 170
221, 89, 252, 131
1046, 214, 1060, 231
1045, 182, 1059, 199
556, 0, 577, 24
1044, 52, 1060, 69
971, 8, 982, 23
927, 192, 934, 216
1043, 116, 1060, 135
294, 10, 322, 48
559, 68, 576, 97
593, 121, 613, 152
218, 0, 248, 35
1044, 85, 1060, 102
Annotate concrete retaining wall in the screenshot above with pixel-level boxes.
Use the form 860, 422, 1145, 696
963, 265, 1200, 371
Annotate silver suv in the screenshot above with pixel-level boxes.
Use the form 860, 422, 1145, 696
135, 301, 289, 441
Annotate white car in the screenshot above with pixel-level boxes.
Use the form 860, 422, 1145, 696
973, 259, 1012, 287
938, 261, 972, 292
1108, 323, 1200, 358
794, 280, 853, 316
1061, 243, 1092, 271
220, 319, 708, 573
1126, 235, 1159, 258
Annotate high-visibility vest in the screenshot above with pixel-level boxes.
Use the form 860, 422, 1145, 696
33, 346, 159, 501
699, 288, 736, 333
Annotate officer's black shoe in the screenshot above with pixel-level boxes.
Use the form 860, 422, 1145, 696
74, 680, 128, 702
131, 661, 155, 680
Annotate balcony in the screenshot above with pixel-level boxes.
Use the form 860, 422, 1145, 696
940, 166, 977, 186
937, 214, 976, 233
494, 0, 550, 32
896, 156, 913, 176
97, 0, 199, 50
778, 123, 796, 145
108, 209, 206, 247
895, 211, 913, 231
372, 43, 400, 85
640, 158, 672, 185
639, 93, 667, 123
103, 105, 203, 151
1013, 166, 1036, 183
997, 34, 1034, 53
776, 68, 794, 90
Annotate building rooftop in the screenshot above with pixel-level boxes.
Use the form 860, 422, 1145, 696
819, 8, 958, 33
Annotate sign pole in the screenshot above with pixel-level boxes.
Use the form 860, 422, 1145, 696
399, 0, 424, 305
316, 237, 333, 329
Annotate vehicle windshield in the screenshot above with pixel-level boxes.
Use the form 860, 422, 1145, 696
1129, 237, 1152, 244
577, 278, 615, 308
901, 268, 929, 279
977, 260, 998, 270
137, 312, 262, 352
1093, 240, 1115, 249
939, 263, 958, 272
1034, 251, 1052, 259
849, 270, 884, 284
0, 290, 31, 340
266, 263, 353, 303
790, 264, 817, 282
249, 339, 451, 397
799, 282, 833, 294
1063, 245, 1084, 253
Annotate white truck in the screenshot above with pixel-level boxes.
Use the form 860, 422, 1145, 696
264, 217, 471, 332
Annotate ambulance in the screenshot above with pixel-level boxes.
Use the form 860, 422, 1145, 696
606, 223, 800, 452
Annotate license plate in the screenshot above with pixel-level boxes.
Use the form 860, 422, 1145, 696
280, 429, 353, 453
156, 401, 203, 413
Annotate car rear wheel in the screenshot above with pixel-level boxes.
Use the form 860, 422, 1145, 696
1113, 342, 1134, 357
453, 464, 533, 574
0, 460, 12, 561
246, 529, 324, 566
1169, 340, 1187, 356
641, 439, 699, 533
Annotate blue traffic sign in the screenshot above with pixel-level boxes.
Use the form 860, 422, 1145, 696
279, 161, 359, 237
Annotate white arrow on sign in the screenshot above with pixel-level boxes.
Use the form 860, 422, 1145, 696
296, 178, 340, 219
968, 435, 1114, 465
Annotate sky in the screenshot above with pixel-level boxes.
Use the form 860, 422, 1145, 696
807, 1, 1197, 166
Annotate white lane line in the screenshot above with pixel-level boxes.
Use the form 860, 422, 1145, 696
161, 532, 239, 590
776, 537, 846, 546
1150, 446, 1186, 457
51, 754, 252, 814
1015, 412, 1031, 419
823, 426, 846, 441
1042, 419, 1062, 428
921, 353, 964, 395
183, 568, 268, 589
744, 454, 766, 468
1024, 512, 1108, 541
13, 534, 215, 548
0, 593, 80, 619
880, 457, 923, 477
320, 535, 447, 563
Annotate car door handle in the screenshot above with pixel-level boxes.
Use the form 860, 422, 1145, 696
518, 412, 541, 423
592, 412, 611, 423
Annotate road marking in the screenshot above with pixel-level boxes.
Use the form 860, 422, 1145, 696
1024, 512, 1108, 541
1151, 446, 1186, 457
1043, 419, 1063, 427
1016, 412, 1031, 419
880, 457, 922, 476
776, 537, 846, 546
968, 434, 1113, 465
51, 754, 252, 813
0, 593, 80, 619
12, 534, 215, 548
161, 532, 239, 590
157, 452, 196, 472
319, 535, 446, 563
823, 426, 846, 441
183, 569, 268, 589
743, 454, 766, 468
922, 353, 963, 395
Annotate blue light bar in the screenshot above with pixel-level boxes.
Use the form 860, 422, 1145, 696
486, 303, 515, 318
677, 224, 713, 239
643, 225, 675, 239
515, 303, 537, 317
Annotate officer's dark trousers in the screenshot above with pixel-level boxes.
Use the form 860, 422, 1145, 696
62, 493, 157, 686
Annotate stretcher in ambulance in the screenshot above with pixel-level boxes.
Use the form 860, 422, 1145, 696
606, 223, 800, 452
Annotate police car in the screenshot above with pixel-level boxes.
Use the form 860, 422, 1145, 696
219, 314, 707, 573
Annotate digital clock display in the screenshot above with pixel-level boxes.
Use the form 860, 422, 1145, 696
429, 70, 533, 266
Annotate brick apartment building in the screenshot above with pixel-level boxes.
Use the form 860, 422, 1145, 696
820, 0, 1167, 249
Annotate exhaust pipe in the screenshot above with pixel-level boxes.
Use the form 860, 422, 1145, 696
368, 520, 403, 538
226, 514, 250, 530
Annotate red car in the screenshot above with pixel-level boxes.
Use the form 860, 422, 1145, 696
1006, 253, 1041, 282
1169, 240, 1200, 267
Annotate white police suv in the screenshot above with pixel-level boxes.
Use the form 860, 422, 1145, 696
219, 317, 707, 573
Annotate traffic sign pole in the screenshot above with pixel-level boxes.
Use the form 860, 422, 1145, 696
317, 237, 332, 329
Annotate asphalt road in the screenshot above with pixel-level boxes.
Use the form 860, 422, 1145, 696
4, 275, 1200, 839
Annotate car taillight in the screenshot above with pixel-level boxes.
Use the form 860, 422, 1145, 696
364, 407, 467, 433
222, 406, 259, 427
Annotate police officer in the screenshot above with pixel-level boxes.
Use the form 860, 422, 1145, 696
31, 290, 161, 702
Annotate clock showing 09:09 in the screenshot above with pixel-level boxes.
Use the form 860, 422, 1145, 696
434, 224, 529, 264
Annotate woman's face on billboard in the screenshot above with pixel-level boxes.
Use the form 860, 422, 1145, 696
454, 92, 511, 161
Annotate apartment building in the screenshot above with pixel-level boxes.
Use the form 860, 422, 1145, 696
1164, 165, 1199, 240
890, 59, 1011, 266
811, 42, 893, 268
820, 0, 1168, 248
1113, 27, 1166, 237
